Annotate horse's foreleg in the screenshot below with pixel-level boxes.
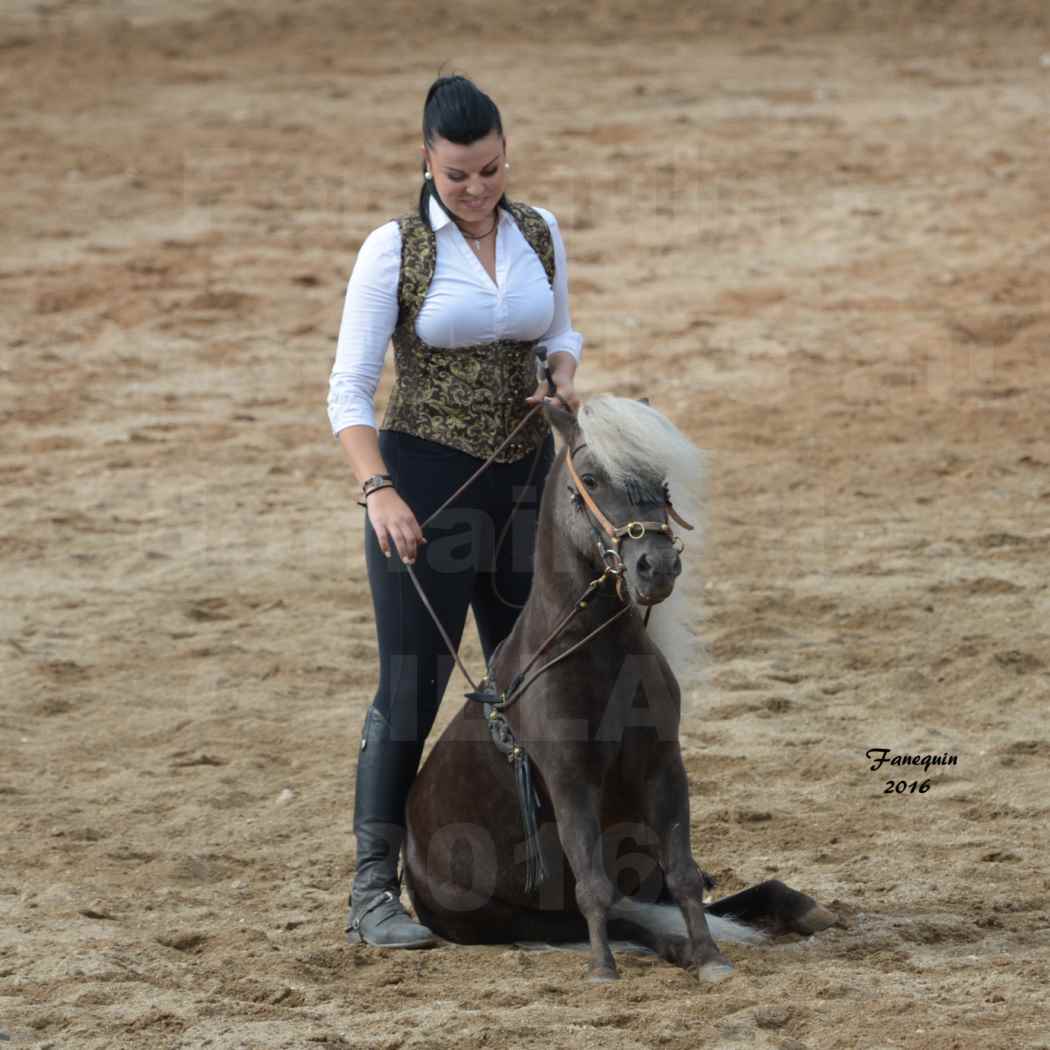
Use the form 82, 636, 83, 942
546, 780, 619, 982
644, 757, 733, 982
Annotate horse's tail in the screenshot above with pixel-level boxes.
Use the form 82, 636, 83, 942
706, 912, 767, 945
505, 899, 764, 950
607, 897, 766, 948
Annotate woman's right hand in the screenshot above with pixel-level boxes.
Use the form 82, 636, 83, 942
367, 487, 426, 565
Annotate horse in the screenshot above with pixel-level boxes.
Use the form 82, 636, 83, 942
403, 395, 835, 982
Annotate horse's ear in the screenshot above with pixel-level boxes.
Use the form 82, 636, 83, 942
543, 400, 578, 447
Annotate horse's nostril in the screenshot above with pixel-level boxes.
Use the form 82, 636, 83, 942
637, 553, 652, 575
673, 554, 682, 577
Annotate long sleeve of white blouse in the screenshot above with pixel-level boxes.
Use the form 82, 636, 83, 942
326, 206, 583, 436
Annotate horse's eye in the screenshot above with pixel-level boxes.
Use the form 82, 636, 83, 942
580, 474, 598, 490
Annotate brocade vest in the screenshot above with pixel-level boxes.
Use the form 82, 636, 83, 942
380, 201, 555, 463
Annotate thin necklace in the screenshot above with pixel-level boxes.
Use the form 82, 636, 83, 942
455, 215, 498, 251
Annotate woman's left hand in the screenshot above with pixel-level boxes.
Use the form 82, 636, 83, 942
526, 372, 580, 414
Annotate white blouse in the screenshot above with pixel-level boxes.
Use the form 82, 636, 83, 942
326, 196, 583, 435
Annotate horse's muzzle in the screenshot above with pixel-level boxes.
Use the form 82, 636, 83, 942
630, 548, 682, 605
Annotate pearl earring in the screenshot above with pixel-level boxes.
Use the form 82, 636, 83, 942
424, 170, 432, 180
505, 162, 510, 170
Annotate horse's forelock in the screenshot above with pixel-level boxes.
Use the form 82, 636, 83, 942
575, 395, 709, 694
577, 396, 704, 504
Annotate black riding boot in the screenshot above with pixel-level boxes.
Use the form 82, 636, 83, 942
346, 704, 439, 949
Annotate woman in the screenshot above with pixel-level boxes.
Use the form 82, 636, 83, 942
327, 75, 583, 949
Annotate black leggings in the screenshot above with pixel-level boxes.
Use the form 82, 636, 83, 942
364, 429, 555, 746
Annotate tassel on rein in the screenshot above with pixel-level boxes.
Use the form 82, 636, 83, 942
512, 747, 547, 894
479, 699, 548, 894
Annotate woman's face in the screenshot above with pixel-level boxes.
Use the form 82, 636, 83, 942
423, 130, 507, 225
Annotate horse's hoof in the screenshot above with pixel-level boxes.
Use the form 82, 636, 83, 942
792, 904, 837, 935
697, 953, 734, 984
588, 965, 619, 983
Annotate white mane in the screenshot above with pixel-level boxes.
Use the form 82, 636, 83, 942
576, 396, 708, 693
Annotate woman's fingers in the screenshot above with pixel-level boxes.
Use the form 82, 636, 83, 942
400, 512, 428, 564
370, 511, 404, 561
411, 518, 427, 548
392, 522, 419, 565
373, 522, 393, 559
388, 515, 426, 565
526, 380, 578, 412
368, 491, 427, 564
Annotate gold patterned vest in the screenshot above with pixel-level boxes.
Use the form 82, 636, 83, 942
381, 200, 555, 462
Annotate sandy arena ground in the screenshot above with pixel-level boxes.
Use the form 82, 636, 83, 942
2, 2, 1049, 1047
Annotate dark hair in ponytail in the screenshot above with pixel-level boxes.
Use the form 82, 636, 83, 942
418, 75, 508, 227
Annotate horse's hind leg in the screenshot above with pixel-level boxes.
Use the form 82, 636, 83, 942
707, 879, 837, 935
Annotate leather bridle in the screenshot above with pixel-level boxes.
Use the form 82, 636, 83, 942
563, 439, 693, 601
464, 434, 697, 714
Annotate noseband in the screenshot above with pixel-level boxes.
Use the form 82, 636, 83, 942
564, 441, 694, 590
